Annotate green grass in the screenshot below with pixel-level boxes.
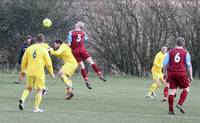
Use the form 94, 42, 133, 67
0, 74, 200, 123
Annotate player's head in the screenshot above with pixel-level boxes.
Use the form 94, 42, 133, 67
36, 33, 45, 43
30, 38, 36, 45
161, 45, 167, 53
75, 21, 84, 30
25, 35, 32, 45
176, 37, 185, 47
53, 39, 62, 49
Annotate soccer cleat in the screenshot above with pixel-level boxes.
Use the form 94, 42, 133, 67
33, 108, 44, 113
146, 94, 156, 99
15, 81, 22, 84
99, 75, 107, 82
42, 88, 48, 96
65, 88, 74, 100
168, 110, 175, 115
176, 104, 185, 113
161, 97, 167, 102
18, 99, 24, 110
85, 80, 92, 89
151, 92, 157, 98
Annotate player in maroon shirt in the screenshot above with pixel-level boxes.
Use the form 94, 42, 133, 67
67, 22, 106, 89
163, 37, 193, 115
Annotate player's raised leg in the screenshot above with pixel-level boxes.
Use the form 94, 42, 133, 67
58, 69, 74, 100
176, 87, 189, 113
86, 57, 106, 82
162, 83, 169, 102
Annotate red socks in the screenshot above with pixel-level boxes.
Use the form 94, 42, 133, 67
168, 95, 174, 111
81, 69, 88, 81
164, 86, 168, 98
178, 90, 188, 106
91, 64, 101, 75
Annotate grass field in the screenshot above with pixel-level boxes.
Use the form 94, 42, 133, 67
0, 73, 200, 123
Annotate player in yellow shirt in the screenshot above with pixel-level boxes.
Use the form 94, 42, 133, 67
50, 39, 78, 100
18, 34, 54, 113
146, 45, 167, 98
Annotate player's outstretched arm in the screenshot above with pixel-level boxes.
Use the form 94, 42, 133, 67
20, 50, 28, 81
50, 45, 64, 56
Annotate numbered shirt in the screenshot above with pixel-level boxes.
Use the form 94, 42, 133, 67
163, 47, 192, 72
67, 30, 88, 49
21, 44, 53, 77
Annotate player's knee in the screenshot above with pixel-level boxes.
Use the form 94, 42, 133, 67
26, 87, 32, 91
79, 62, 85, 69
184, 87, 190, 93
169, 89, 176, 95
86, 57, 94, 64
58, 70, 63, 77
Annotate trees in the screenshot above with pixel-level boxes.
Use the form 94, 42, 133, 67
1, 0, 200, 77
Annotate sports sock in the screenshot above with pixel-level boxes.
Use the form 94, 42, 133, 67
61, 75, 72, 88
164, 86, 169, 98
168, 95, 174, 111
21, 89, 30, 101
34, 92, 42, 109
81, 68, 88, 81
149, 83, 157, 94
91, 64, 101, 75
178, 90, 188, 106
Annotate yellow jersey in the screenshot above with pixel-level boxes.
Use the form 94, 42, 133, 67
151, 51, 166, 73
41, 43, 51, 49
21, 43, 54, 77
50, 43, 77, 64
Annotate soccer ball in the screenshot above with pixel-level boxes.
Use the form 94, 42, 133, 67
43, 18, 52, 28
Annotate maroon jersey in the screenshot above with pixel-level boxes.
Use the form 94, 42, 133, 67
168, 48, 187, 72
70, 30, 86, 49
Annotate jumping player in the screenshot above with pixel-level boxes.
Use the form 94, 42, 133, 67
67, 21, 106, 89
163, 37, 193, 115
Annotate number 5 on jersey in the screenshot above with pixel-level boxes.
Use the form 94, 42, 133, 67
76, 34, 82, 42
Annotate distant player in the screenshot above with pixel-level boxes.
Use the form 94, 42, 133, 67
18, 34, 54, 112
67, 21, 106, 89
146, 46, 167, 98
163, 37, 193, 115
15, 35, 32, 84
50, 39, 78, 100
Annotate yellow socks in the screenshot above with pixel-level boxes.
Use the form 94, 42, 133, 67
148, 83, 157, 95
61, 75, 72, 88
34, 92, 42, 109
21, 89, 30, 101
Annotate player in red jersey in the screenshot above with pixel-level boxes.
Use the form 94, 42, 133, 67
67, 21, 106, 89
163, 37, 193, 115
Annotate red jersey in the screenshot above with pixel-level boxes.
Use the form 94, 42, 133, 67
168, 47, 187, 72
68, 30, 87, 49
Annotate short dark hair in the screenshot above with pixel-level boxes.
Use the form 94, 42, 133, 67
176, 37, 185, 47
36, 33, 45, 43
53, 39, 63, 44
26, 35, 32, 40
30, 38, 36, 45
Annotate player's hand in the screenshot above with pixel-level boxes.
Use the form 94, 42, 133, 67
189, 76, 193, 82
19, 72, 25, 81
47, 47, 53, 53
